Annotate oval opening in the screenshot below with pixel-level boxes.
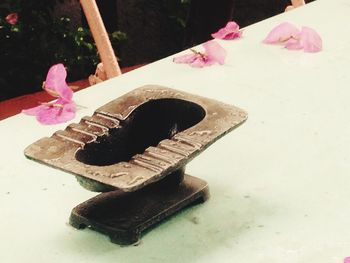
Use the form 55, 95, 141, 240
75, 98, 206, 166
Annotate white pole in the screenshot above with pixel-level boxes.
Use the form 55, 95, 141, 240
80, 0, 121, 79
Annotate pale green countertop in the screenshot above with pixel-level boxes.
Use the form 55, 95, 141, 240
1, 1, 350, 262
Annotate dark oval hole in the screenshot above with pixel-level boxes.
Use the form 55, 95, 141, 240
76, 98, 206, 166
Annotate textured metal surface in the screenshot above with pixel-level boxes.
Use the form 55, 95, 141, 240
24, 85, 247, 192
69, 174, 209, 245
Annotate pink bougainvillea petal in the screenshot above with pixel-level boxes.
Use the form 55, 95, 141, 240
190, 57, 210, 68
299, 26, 322, 53
203, 40, 227, 65
22, 63, 76, 125
22, 99, 76, 125
263, 22, 300, 44
6, 13, 18, 25
263, 22, 322, 53
173, 53, 207, 68
211, 21, 242, 40
22, 105, 44, 116
173, 41, 226, 68
37, 101, 76, 125
173, 54, 197, 64
285, 37, 303, 50
44, 64, 73, 101
344, 257, 350, 263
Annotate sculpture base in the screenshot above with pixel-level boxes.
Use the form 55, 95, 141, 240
69, 174, 209, 245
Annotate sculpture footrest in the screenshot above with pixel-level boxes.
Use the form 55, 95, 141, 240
69, 174, 209, 245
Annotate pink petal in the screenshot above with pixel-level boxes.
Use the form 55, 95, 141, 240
6, 13, 18, 25
22, 99, 76, 125
285, 37, 303, 50
44, 64, 73, 101
203, 41, 227, 65
190, 57, 210, 68
173, 54, 197, 64
173, 41, 226, 68
173, 53, 208, 68
263, 22, 300, 44
225, 21, 240, 31
344, 257, 350, 263
211, 21, 242, 40
299, 26, 322, 53
22, 105, 44, 116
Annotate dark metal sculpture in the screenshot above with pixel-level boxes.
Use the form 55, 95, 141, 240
24, 85, 247, 245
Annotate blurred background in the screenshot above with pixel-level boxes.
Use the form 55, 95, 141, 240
0, 0, 314, 101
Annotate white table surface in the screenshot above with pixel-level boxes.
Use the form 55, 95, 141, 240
1, 0, 350, 262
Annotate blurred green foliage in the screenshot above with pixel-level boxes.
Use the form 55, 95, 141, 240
0, 0, 126, 100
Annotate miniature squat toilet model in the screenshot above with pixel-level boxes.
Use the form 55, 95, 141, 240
24, 85, 247, 245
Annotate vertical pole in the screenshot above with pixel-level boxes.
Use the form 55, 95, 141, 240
286, 0, 305, 12
291, 0, 305, 7
80, 0, 121, 79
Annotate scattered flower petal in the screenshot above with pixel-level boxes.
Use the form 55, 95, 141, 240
174, 52, 211, 68
173, 53, 198, 64
263, 22, 322, 53
22, 63, 76, 125
298, 26, 322, 53
344, 257, 350, 263
44, 64, 73, 102
211, 21, 242, 40
285, 37, 303, 50
173, 41, 226, 68
263, 22, 300, 44
6, 13, 18, 25
23, 98, 76, 125
203, 41, 227, 65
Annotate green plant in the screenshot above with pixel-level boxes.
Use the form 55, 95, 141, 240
0, 0, 126, 101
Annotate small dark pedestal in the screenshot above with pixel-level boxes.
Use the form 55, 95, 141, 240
69, 170, 209, 245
